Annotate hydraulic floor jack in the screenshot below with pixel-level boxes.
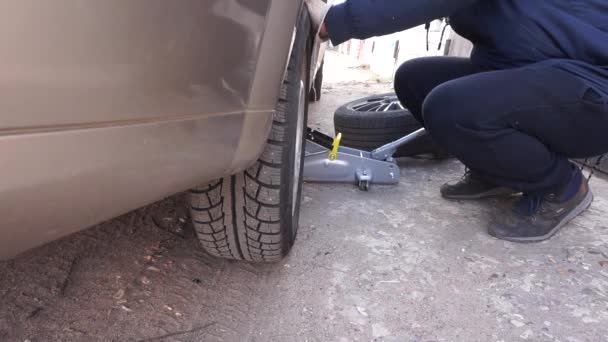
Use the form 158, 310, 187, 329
303, 127, 429, 191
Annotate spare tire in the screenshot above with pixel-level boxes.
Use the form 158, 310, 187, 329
334, 93, 444, 158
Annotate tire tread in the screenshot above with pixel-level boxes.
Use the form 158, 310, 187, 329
189, 8, 310, 262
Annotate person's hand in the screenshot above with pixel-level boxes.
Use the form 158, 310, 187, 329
304, 0, 331, 41
318, 22, 329, 40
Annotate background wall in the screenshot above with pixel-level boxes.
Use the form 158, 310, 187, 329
334, 20, 450, 80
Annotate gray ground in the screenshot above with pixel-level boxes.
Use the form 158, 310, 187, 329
2, 52, 608, 342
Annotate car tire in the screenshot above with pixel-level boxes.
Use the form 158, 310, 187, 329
188, 9, 310, 263
309, 60, 324, 102
334, 93, 444, 158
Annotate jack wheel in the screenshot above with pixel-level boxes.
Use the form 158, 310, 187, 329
358, 180, 370, 191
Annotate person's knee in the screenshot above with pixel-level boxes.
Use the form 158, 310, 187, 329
422, 81, 468, 138
394, 61, 416, 106
394, 58, 438, 124
394, 59, 419, 86
394, 58, 433, 95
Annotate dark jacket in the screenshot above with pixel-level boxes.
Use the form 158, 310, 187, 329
325, 0, 608, 97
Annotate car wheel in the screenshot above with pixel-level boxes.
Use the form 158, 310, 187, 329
188, 10, 310, 262
334, 93, 445, 158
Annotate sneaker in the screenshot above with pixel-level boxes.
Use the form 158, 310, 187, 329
441, 170, 517, 200
488, 175, 593, 243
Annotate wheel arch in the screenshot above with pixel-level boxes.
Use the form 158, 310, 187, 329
228, 2, 314, 175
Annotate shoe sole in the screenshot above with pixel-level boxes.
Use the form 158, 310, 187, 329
489, 189, 594, 243
442, 187, 517, 200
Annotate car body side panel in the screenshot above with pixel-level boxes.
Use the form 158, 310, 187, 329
0, 0, 303, 258
0, 0, 272, 129
0, 112, 248, 258
229, 0, 302, 173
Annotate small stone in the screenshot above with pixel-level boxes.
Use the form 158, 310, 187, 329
582, 316, 599, 323
164, 305, 173, 311
356, 306, 368, 317
510, 320, 526, 328
113, 289, 125, 300
520, 329, 533, 339
140, 277, 151, 285
120, 305, 132, 312
543, 321, 551, 327
147, 266, 161, 272
372, 323, 390, 338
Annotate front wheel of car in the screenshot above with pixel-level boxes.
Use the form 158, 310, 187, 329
188, 12, 310, 263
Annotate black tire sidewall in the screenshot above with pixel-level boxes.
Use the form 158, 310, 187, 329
334, 93, 420, 129
279, 8, 311, 249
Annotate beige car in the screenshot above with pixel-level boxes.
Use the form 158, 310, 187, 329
1, 1, 325, 262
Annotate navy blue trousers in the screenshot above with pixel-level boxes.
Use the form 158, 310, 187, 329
394, 57, 608, 194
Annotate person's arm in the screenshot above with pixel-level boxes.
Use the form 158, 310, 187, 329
324, 0, 480, 46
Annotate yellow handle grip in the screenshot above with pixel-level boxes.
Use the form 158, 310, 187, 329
328, 133, 342, 161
